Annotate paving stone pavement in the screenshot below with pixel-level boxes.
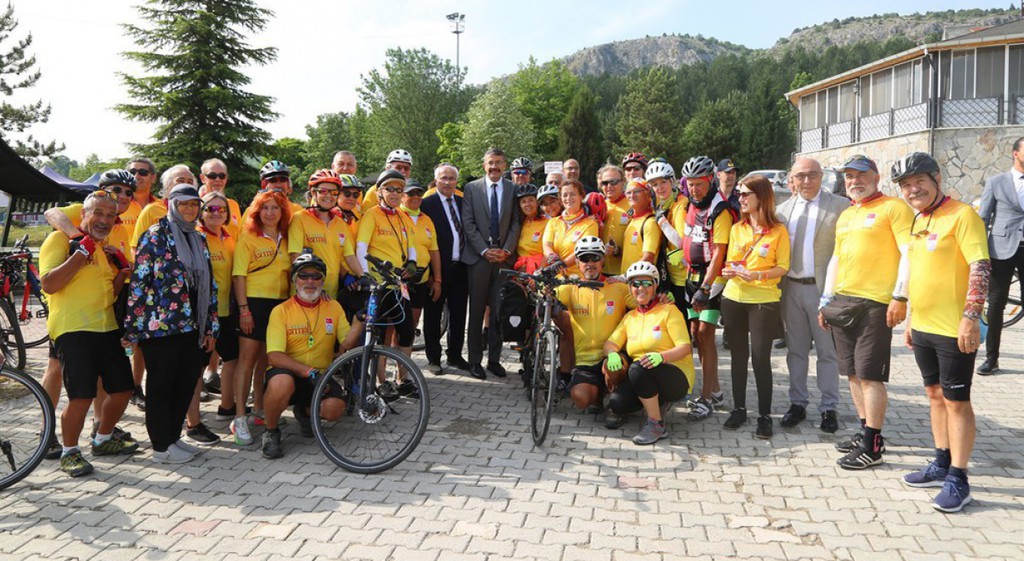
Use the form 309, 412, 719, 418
2, 326, 1022, 561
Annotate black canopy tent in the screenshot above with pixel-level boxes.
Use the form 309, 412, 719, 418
0, 137, 91, 245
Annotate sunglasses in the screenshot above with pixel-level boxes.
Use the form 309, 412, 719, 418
629, 279, 655, 288
382, 187, 403, 194
406, 191, 425, 198
624, 165, 643, 172
600, 179, 623, 187
296, 272, 324, 281
106, 186, 134, 198
512, 169, 530, 175
265, 175, 289, 183
314, 188, 340, 196
128, 168, 152, 177
578, 254, 603, 263
737, 190, 755, 198
340, 190, 360, 198
203, 205, 227, 214
204, 172, 227, 180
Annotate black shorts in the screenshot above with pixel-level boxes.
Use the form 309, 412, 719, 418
337, 287, 369, 323
207, 314, 240, 362
265, 367, 347, 407
912, 330, 975, 402
570, 363, 606, 396
48, 340, 58, 360
408, 281, 430, 310
238, 297, 284, 342
54, 330, 134, 400
376, 289, 415, 347
832, 301, 891, 382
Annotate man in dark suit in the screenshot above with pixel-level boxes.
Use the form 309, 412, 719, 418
421, 164, 470, 374
977, 137, 1024, 375
461, 148, 521, 379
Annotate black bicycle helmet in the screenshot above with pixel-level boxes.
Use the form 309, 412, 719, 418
891, 152, 940, 184
98, 169, 137, 189
516, 183, 539, 199
291, 252, 328, 277
376, 169, 406, 187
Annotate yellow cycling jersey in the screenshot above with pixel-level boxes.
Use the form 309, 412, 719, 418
722, 221, 790, 304
621, 211, 661, 270
607, 302, 695, 389
266, 297, 351, 371
232, 229, 291, 299
39, 231, 119, 340
542, 213, 599, 277
288, 208, 355, 297
57, 203, 133, 262
834, 194, 913, 305
200, 225, 235, 317
517, 217, 549, 258
357, 206, 415, 267
602, 205, 629, 275
132, 200, 168, 250
406, 211, 440, 284
556, 280, 631, 365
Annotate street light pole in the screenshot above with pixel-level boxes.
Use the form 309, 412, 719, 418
446, 12, 465, 80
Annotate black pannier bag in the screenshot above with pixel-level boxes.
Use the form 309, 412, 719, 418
499, 279, 533, 342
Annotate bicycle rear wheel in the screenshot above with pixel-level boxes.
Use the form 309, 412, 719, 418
1003, 272, 1022, 328
312, 345, 430, 473
0, 299, 27, 371
0, 367, 55, 491
13, 286, 49, 348
530, 330, 558, 446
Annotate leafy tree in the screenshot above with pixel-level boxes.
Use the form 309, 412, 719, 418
0, 2, 62, 161
679, 92, 744, 166
358, 48, 472, 182
612, 67, 685, 169
508, 57, 580, 158
557, 86, 604, 185
302, 112, 352, 173
459, 82, 536, 176
42, 155, 79, 178
115, 0, 278, 201
266, 137, 309, 186
65, 154, 130, 182
435, 121, 467, 176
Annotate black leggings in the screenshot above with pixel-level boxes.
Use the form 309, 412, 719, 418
140, 332, 204, 452
609, 362, 690, 415
721, 298, 780, 416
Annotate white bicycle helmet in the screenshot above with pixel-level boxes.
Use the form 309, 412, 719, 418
386, 149, 413, 166
680, 156, 716, 179
624, 261, 660, 285
574, 235, 605, 259
645, 161, 675, 182
537, 183, 560, 201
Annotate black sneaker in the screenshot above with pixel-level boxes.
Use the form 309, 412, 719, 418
216, 404, 251, 421
45, 434, 62, 460
723, 408, 747, 430
398, 380, 421, 398
204, 372, 222, 394
261, 429, 284, 459
604, 410, 627, 429
756, 415, 773, 439
835, 432, 862, 453
293, 405, 313, 437
130, 385, 146, 411
378, 381, 400, 402
837, 446, 883, 470
185, 423, 220, 445
91, 422, 133, 442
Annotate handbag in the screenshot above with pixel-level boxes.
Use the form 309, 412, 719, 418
820, 294, 871, 328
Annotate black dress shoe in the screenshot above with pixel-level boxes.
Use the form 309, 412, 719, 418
448, 356, 472, 371
774, 338, 787, 349
469, 364, 487, 380
487, 362, 507, 378
977, 357, 999, 376
780, 404, 806, 427
820, 410, 839, 433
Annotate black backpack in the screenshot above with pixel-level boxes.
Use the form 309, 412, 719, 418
498, 279, 533, 343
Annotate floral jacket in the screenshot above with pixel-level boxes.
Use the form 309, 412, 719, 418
124, 217, 219, 343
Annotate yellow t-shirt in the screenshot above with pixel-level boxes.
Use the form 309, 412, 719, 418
722, 221, 790, 304
908, 199, 989, 338
834, 195, 913, 305
607, 302, 695, 389
602, 205, 629, 275
542, 213, 600, 277
660, 196, 689, 285
132, 200, 168, 250
222, 197, 243, 240
407, 212, 440, 284
288, 208, 355, 297
39, 231, 119, 340
607, 195, 630, 214
362, 184, 380, 210
119, 200, 144, 234
232, 229, 291, 299
621, 212, 661, 270
557, 280, 631, 365
57, 203, 133, 263
517, 217, 549, 259
200, 226, 235, 317
357, 206, 415, 268
266, 297, 351, 371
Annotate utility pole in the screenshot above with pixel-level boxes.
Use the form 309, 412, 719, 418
446, 12, 465, 80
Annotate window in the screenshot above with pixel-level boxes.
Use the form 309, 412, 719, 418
826, 85, 839, 124
839, 81, 856, 122
816, 90, 826, 127
799, 95, 815, 130
976, 46, 1005, 99
1009, 44, 1024, 96
949, 50, 975, 100
870, 68, 892, 115
860, 75, 871, 117
894, 58, 928, 108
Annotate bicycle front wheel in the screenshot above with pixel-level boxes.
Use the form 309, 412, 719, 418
0, 299, 27, 371
311, 346, 430, 474
13, 287, 48, 348
530, 329, 558, 446
0, 367, 55, 491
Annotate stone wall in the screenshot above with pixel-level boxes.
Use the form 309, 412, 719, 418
797, 131, 930, 197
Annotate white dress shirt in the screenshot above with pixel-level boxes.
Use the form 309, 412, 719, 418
786, 190, 820, 279
1013, 168, 1024, 211
440, 194, 461, 261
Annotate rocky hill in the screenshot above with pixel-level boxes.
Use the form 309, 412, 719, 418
562, 34, 749, 76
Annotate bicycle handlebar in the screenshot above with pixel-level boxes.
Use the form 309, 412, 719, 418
365, 254, 404, 285
500, 267, 605, 290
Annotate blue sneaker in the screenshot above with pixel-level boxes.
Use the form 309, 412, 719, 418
932, 474, 972, 513
903, 460, 948, 488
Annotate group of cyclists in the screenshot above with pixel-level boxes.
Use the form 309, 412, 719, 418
36, 142, 990, 513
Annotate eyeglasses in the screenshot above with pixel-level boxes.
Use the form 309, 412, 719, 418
600, 179, 623, 187
88, 190, 111, 199
340, 190, 360, 198
737, 190, 755, 198
314, 188, 340, 196
578, 254, 603, 263
265, 175, 289, 183
296, 272, 324, 281
204, 172, 227, 180
128, 168, 152, 177
629, 279, 655, 288
382, 187, 403, 194
203, 205, 227, 214
791, 172, 822, 182
910, 212, 934, 239
406, 191, 424, 198
624, 165, 643, 172
512, 170, 530, 176
105, 186, 135, 198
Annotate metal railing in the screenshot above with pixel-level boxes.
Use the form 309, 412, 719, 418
939, 97, 1001, 127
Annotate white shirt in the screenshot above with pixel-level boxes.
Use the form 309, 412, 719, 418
786, 191, 820, 279
440, 194, 461, 261
1012, 169, 1024, 211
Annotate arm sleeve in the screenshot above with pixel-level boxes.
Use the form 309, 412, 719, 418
356, 242, 369, 276
893, 244, 910, 299
822, 254, 839, 297
658, 214, 684, 249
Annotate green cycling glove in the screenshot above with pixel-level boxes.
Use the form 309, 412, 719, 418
645, 352, 664, 367
606, 352, 624, 371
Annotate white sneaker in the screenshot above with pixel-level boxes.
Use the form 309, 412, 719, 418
231, 416, 253, 445
153, 445, 194, 464
173, 439, 203, 455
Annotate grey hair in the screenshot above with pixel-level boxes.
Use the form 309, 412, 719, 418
201, 158, 227, 174
596, 164, 624, 183
482, 148, 506, 162
434, 163, 460, 179
83, 191, 118, 212
160, 165, 197, 197
333, 150, 356, 162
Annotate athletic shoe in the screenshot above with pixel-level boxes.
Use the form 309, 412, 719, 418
293, 405, 313, 437
933, 474, 972, 513
903, 460, 949, 488
837, 446, 883, 470
91, 436, 140, 456
250, 410, 266, 427
378, 381, 400, 402
687, 397, 714, 421
231, 417, 253, 446
204, 371, 222, 394
723, 408, 747, 429
604, 411, 627, 430
90, 422, 133, 442
425, 362, 442, 374
130, 386, 146, 411
756, 415, 773, 439
835, 432, 862, 453
584, 404, 603, 415
60, 450, 94, 477
262, 429, 284, 459
709, 391, 726, 408
216, 405, 236, 421
632, 418, 668, 445
153, 445, 193, 464
172, 439, 203, 455
185, 423, 220, 446
45, 434, 62, 460
199, 390, 213, 403
398, 380, 420, 398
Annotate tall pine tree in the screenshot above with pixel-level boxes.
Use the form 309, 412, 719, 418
116, 0, 277, 199
557, 87, 604, 185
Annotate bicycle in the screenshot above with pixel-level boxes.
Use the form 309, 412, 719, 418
501, 266, 603, 446
0, 234, 50, 370
0, 340, 56, 491
991, 271, 1022, 328
310, 255, 430, 474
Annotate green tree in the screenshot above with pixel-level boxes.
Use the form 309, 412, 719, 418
266, 137, 309, 186
557, 87, 604, 185
42, 155, 79, 178
359, 48, 472, 182
435, 121, 467, 175
65, 154, 130, 182
302, 112, 352, 174
459, 82, 536, 176
0, 2, 62, 161
115, 0, 278, 200
613, 67, 685, 169
679, 92, 745, 165
508, 57, 580, 158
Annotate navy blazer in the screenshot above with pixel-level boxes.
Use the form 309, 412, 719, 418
421, 192, 463, 275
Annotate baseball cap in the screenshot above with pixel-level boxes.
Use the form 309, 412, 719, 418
169, 184, 201, 202
404, 179, 426, 194
717, 159, 736, 172
841, 154, 878, 173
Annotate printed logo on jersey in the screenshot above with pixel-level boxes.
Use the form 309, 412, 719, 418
926, 233, 939, 252
652, 324, 662, 340
605, 300, 616, 315
325, 317, 334, 334
758, 243, 770, 258
864, 213, 877, 228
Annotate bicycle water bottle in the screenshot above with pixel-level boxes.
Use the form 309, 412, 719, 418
124, 345, 133, 357
367, 293, 379, 320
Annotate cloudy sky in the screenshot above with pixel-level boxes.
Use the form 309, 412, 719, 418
6, 0, 1000, 162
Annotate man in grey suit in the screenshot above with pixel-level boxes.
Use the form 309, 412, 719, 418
461, 148, 521, 379
777, 157, 846, 433
977, 137, 1024, 375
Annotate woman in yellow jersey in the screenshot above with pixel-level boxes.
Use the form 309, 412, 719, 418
513, 184, 548, 273
185, 191, 238, 445
603, 261, 695, 445
230, 190, 292, 445
720, 175, 790, 439
537, 183, 563, 219
334, 175, 366, 321
399, 180, 442, 349
619, 178, 661, 269
542, 180, 599, 276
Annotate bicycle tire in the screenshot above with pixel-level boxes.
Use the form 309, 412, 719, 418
411, 303, 449, 352
0, 367, 55, 491
0, 299, 26, 371
311, 345, 430, 474
1002, 273, 1022, 328
530, 329, 558, 446
14, 287, 49, 348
